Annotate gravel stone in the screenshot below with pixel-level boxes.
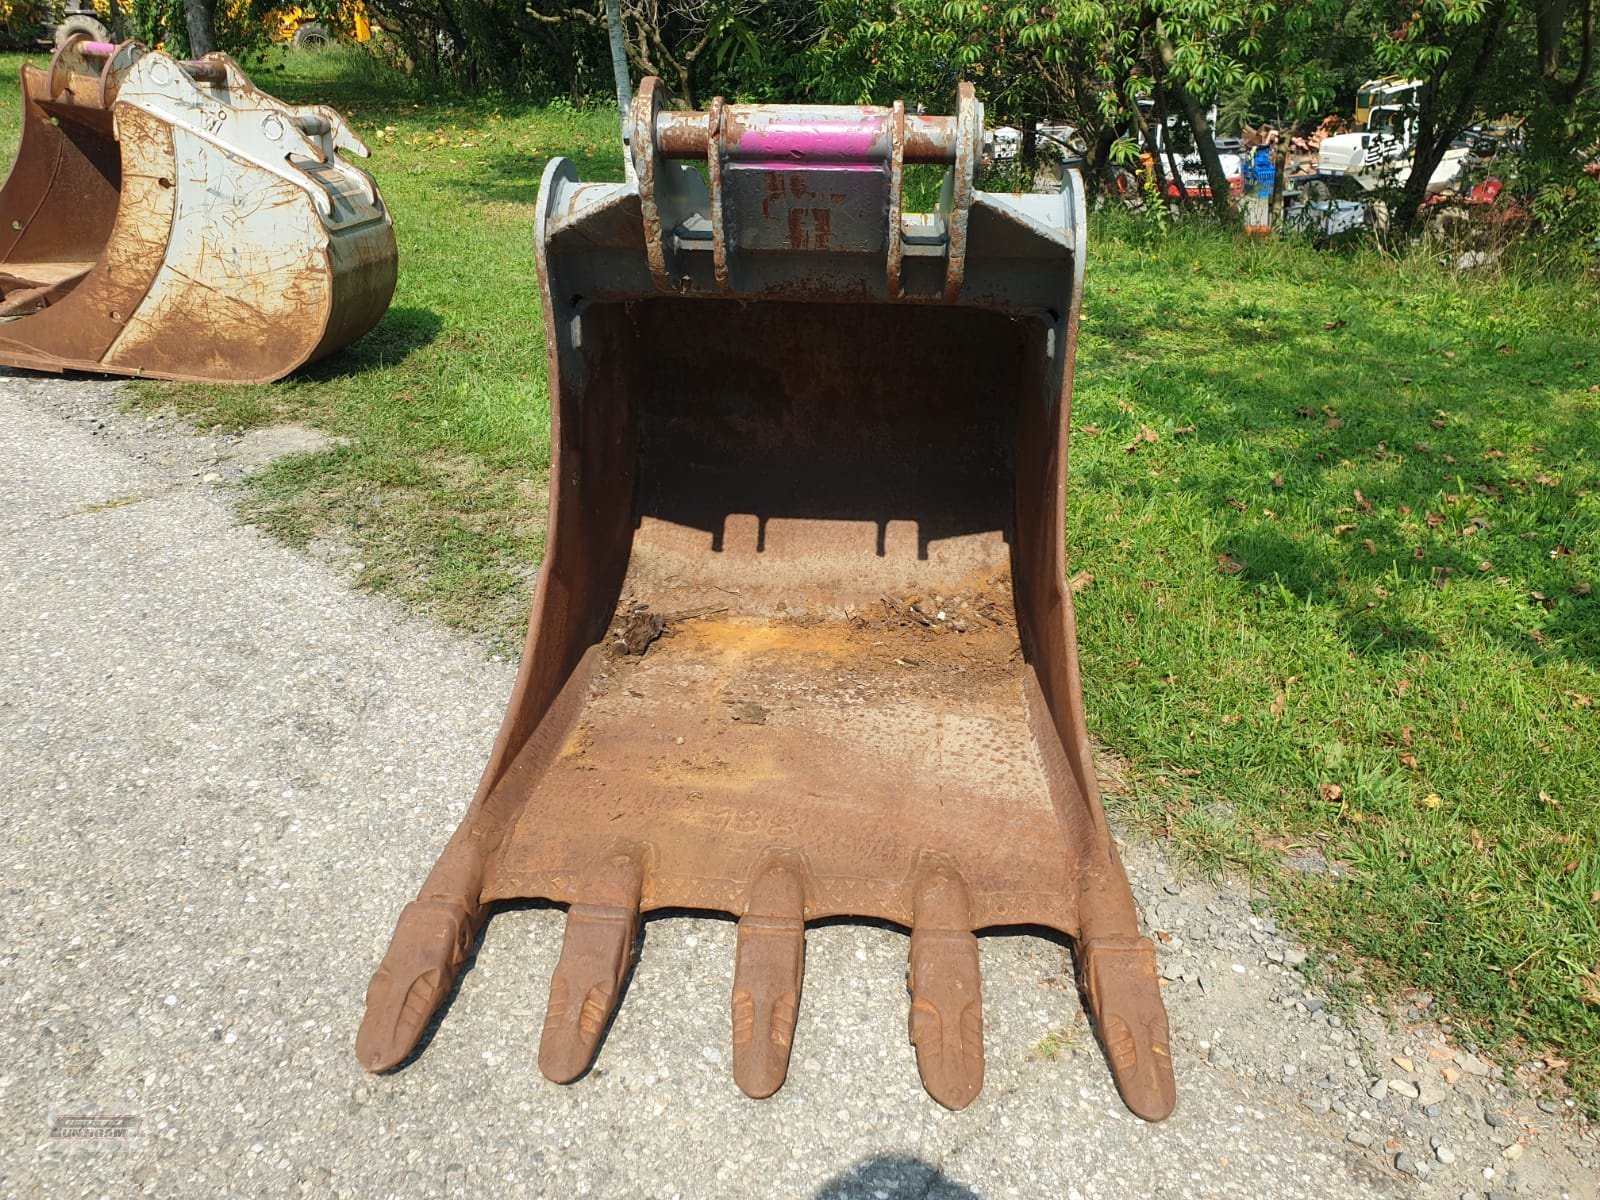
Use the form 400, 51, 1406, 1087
5, 376, 1598, 1199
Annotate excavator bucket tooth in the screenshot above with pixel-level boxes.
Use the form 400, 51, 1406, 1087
359, 78, 1176, 1121
0, 36, 395, 382
537, 847, 645, 1083
908, 867, 984, 1110
731, 857, 807, 1099
355, 896, 482, 1073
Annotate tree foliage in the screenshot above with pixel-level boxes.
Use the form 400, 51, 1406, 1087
175, 0, 1596, 256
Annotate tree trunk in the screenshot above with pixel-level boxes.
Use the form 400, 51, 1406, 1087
183, 0, 216, 56
605, 0, 635, 177
605, 0, 631, 113
1270, 138, 1288, 228
1113, 78, 1165, 200
1392, 2, 1509, 236
1152, 37, 1231, 220
1151, 81, 1191, 207
1088, 127, 1117, 195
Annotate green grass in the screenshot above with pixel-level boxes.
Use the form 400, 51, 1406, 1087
1, 48, 1596, 1104
1071, 220, 1600, 1102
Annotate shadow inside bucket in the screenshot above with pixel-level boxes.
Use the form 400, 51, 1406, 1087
615, 298, 1034, 571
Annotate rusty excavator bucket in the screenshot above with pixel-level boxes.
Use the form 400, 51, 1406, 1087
0, 37, 395, 382
357, 80, 1176, 1121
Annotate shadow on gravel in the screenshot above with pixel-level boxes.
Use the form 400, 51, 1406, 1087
815, 1154, 980, 1199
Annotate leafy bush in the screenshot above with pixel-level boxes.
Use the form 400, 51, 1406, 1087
0, 0, 44, 49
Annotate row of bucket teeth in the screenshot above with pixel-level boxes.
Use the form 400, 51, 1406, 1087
533, 853, 986, 1108
356, 851, 1175, 1117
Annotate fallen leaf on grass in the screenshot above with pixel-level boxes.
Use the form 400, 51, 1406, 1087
1572, 582, 1592, 596
1533, 472, 1560, 486
1173, 424, 1197, 435
1272, 472, 1285, 489
1124, 424, 1160, 453
1269, 691, 1286, 719
1580, 970, 1600, 1008
1567, 691, 1594, 708
1497, 345, 1515, 355
1551, 544, 1574, 558
1426, 513, 1446, 528
1420, 793, 1443, 809
1325, 417, 1344, 429
1216, 553, 1246, 575
1069, 570, 1095, 593
1484, 448, 1506, 458
1540, 790, 1560, 808
1318, 782, 1343, 804
1362, 538, 1377, 555
1324, 319, 1347, 331
1396, 678, 1412, 697
1333, 523, 1357, 536
1398, 752, 1419, 770
1413, 547, 1426, 561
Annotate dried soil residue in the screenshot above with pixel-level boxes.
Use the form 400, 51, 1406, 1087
607, 570, 1025, 701
837, 570, 1022, 691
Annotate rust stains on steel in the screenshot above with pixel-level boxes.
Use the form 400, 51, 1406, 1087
359, 81, 1177, 1123
0, 33, 395, 382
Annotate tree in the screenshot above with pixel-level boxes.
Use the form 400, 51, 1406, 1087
183, 0, 216, 56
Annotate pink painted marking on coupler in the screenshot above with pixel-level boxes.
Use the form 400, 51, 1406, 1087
736, 161, 886, 174
732, 115, 888, 164
78, 41, 118, 56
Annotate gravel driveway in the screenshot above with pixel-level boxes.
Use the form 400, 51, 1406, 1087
1, 374, 1594, 1199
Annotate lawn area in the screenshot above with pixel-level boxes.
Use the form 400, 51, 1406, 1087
1, 47, 1596, 1105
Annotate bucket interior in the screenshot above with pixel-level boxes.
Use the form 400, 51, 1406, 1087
483, 296, 1078, 933
0, 69, 120, 316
